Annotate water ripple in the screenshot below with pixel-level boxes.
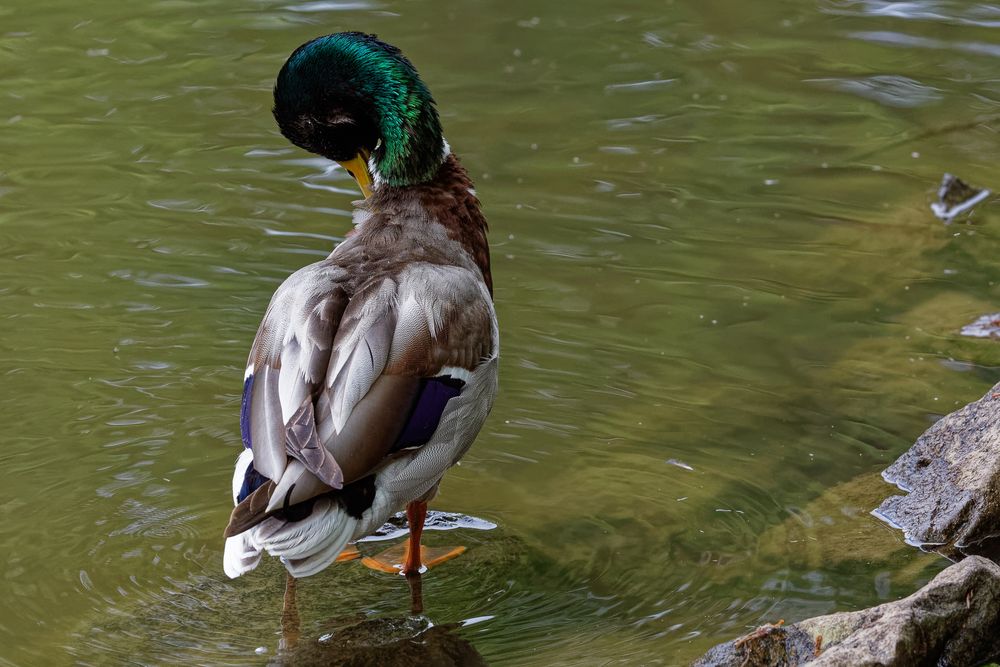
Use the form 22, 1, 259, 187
822, 0, 1000, 28
806, 75, 943, 108
848, 30, 1000, 58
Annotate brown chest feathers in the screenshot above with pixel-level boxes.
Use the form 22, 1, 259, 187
356, 154, 492, 296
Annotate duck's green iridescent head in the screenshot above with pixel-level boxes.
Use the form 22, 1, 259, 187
273, 32, 446, 193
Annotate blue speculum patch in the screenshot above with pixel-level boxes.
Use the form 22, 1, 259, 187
240, 374, 253, 450
393, 376, 464, 450
237, 461, 268, 503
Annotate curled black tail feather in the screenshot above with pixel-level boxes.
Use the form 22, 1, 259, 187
224, 474, 378, 538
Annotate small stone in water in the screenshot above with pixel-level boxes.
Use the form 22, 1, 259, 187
931, 173, 990, 222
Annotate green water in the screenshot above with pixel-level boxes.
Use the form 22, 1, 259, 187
2, 0, 1000, 664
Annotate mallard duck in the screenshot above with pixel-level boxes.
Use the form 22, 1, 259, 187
223, 32, 498, 581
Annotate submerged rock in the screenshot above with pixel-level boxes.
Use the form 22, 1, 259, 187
693, 556, 1000, 666
283, 617, 486, 667
874, 380, 1000, 561
752, 471, 928, 575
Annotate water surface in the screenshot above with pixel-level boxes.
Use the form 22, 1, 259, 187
2, 0, 1000, 664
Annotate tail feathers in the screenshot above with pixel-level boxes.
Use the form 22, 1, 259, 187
223, 496, 359, 579
256, 497, 350, 556
225, 450, 358, 579
280, 502, 358, 577
223, 451, 431, 579
226, 455, 335, 538
224, 480, 276, 538
224, 531, 262, 578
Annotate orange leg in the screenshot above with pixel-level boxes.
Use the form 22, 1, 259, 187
402, 500, 427, 576
360, 502, 467, 575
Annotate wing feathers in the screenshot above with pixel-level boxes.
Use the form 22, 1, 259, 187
277, 337, 309, 423
244, 285, 348, 487
285, 398, 343, 489
325, 374, 421, 483
384, 269, 494, 376
249, 365, 286, 481
229, 264, 497, 554
329, 313, 395, 432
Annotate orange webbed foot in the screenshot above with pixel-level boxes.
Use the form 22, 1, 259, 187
360, 542, 466, 575
335, 544, 361, 562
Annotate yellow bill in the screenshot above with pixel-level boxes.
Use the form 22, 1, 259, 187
336, 148, 373, 199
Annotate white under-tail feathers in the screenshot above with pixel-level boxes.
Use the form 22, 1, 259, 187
223, 351, 498, 579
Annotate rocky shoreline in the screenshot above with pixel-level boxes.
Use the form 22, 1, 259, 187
693, 381, 1000, 666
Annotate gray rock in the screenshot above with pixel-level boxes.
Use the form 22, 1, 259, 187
692, 622, 816, 667
875, 381, 1000, 561
692, 556, 1000, 666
